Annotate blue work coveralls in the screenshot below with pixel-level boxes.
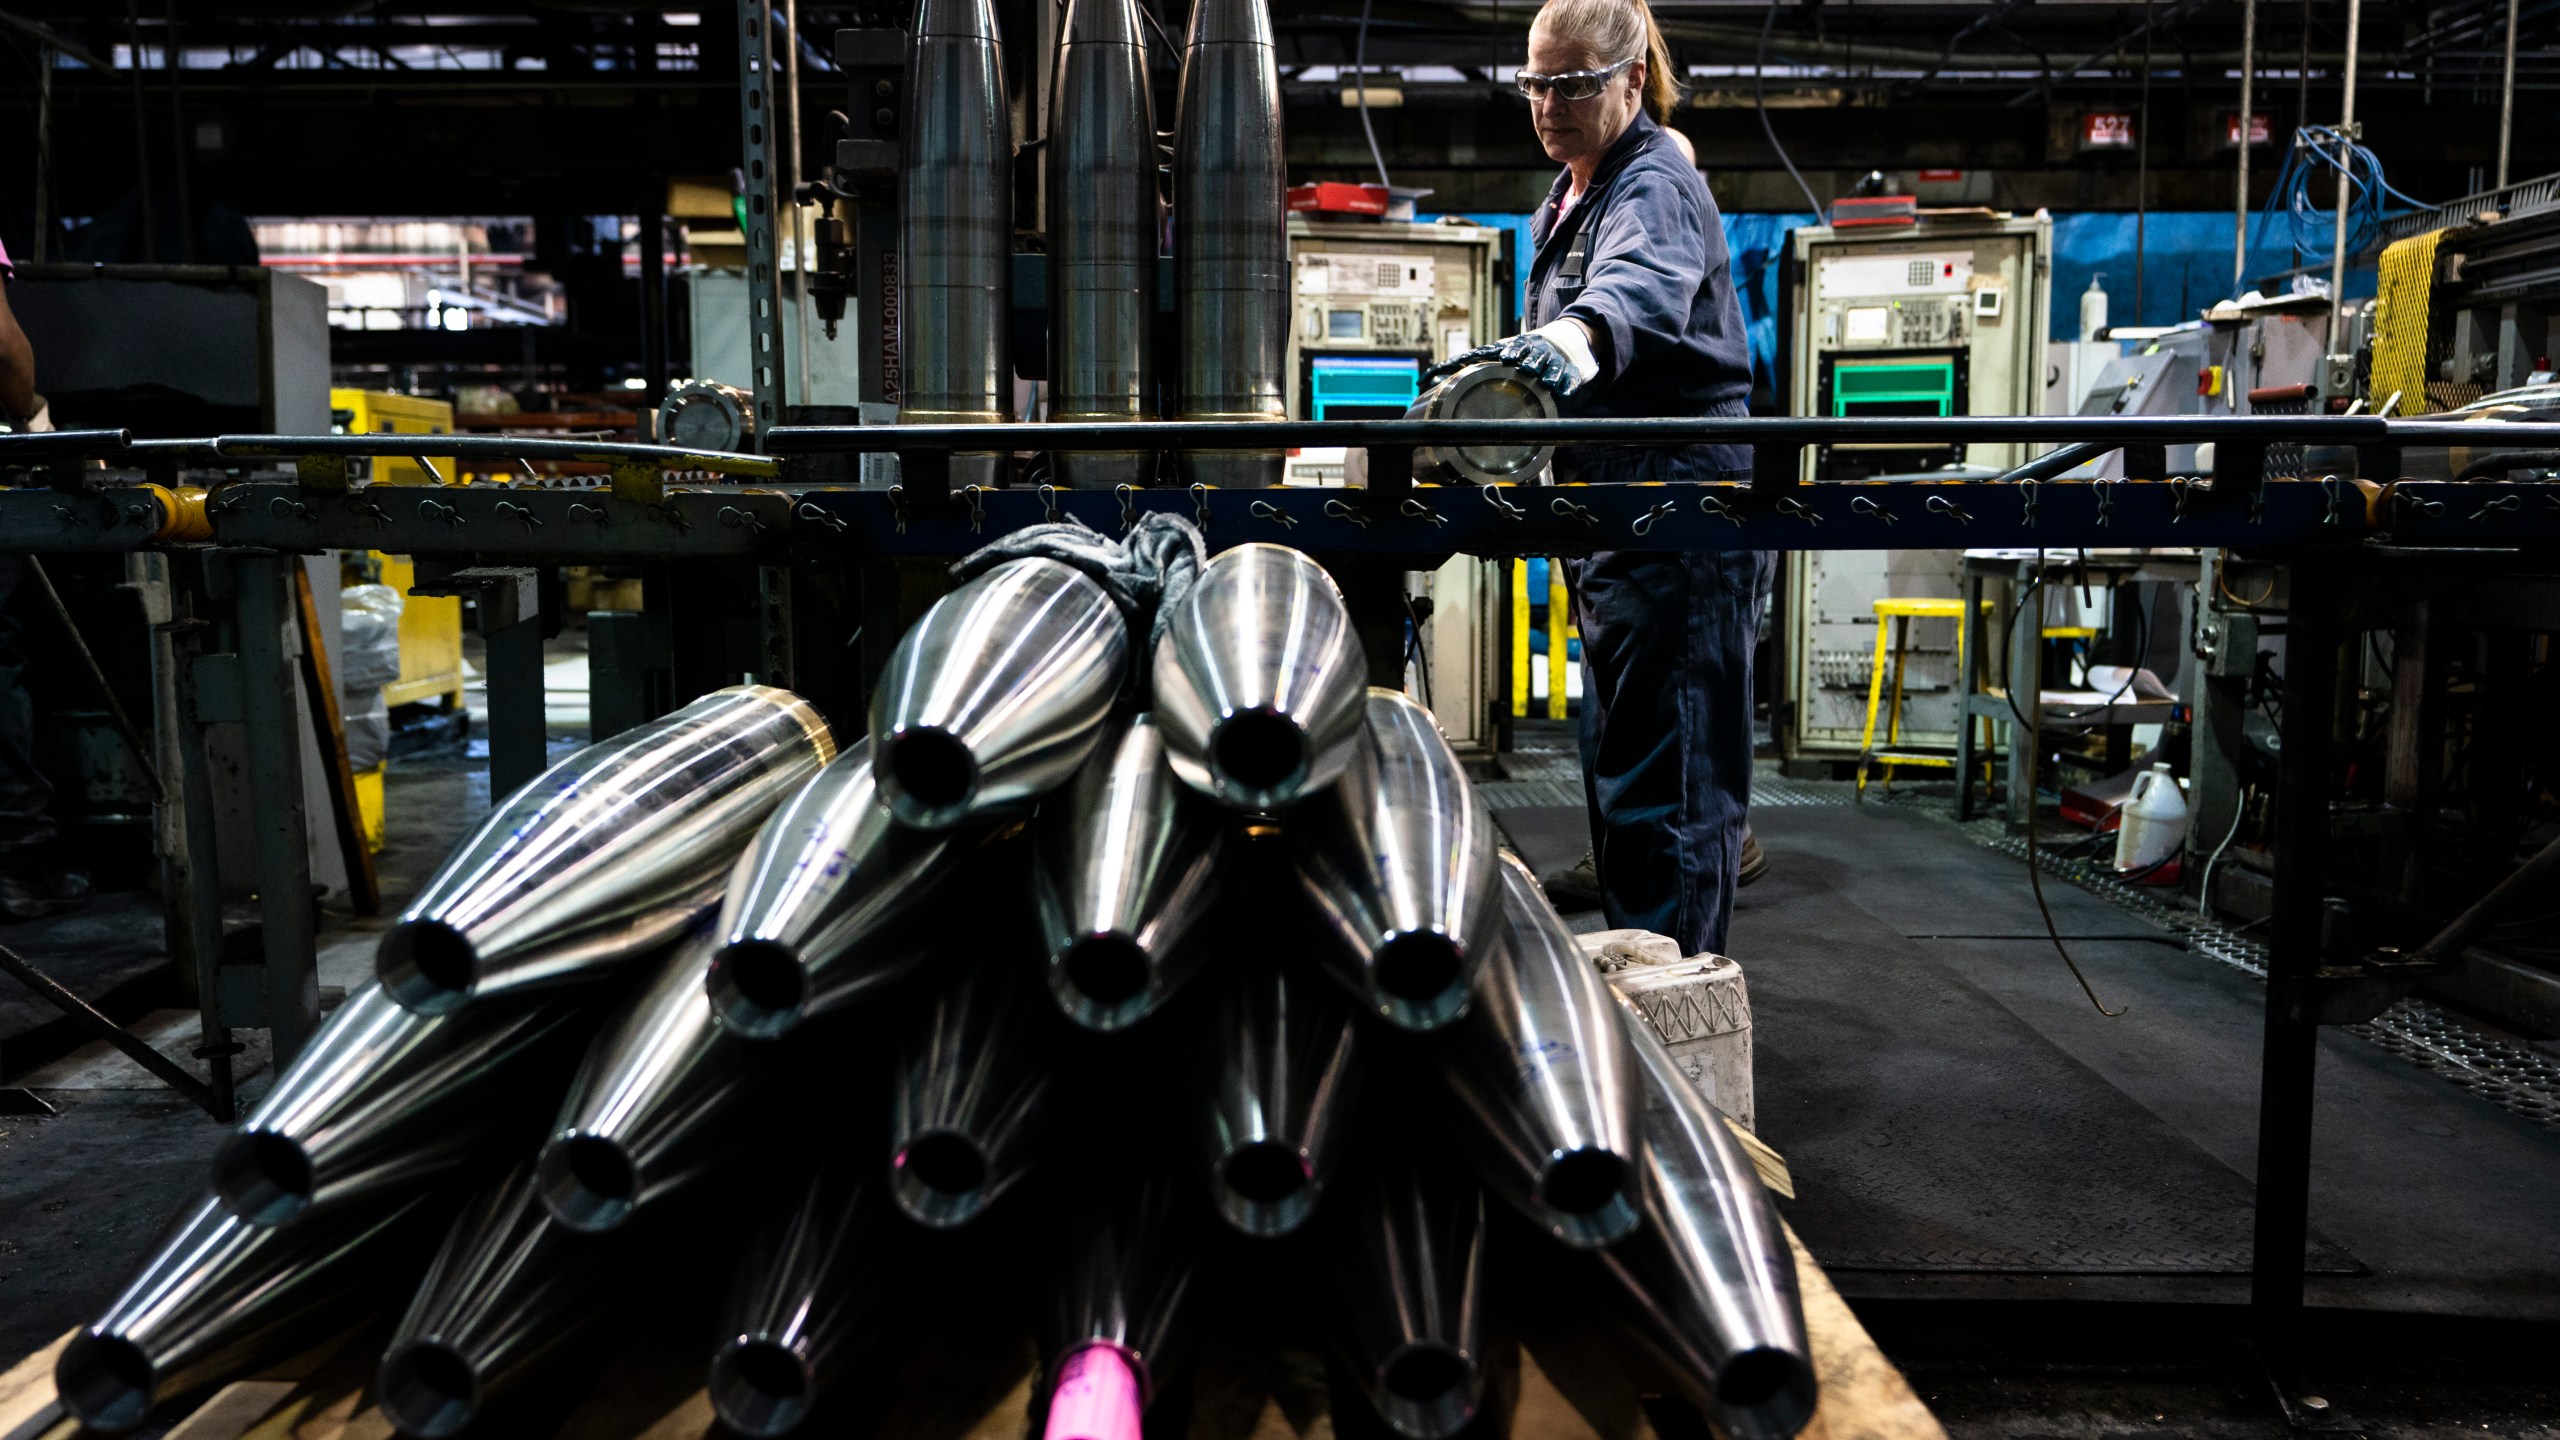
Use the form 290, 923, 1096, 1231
1527, 109, 1774, 957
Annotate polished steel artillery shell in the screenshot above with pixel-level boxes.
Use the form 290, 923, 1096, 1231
1293, 688, 1502, 1029
212, 981, 588, 1227
1594, 1005, 1817, 1440
890, 951, 1058, 1228
539, 929, 780, 1232
1439, 852, 1640, 1248
1196, 959, 1359, 1236
1173, 0, 1288, 486
870, 558, 1130, 830
378, 685, 832, 1015
901, 0, 1013, 488
1407, 360, 1560, 487
708, 743, 968, 1039
709, 1156, 901, 1437
1152, 544, 1366, 810
55, 1192, 431, 1435
1034, 715, 1226, 1030
1326, 1152, 1489, 1440
378, 1161, 630, 1439
1047, 0, 1157, 488
1040, 1154, 1202, 1410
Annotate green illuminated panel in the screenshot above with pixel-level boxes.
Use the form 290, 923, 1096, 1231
1832, 358, 1957, 416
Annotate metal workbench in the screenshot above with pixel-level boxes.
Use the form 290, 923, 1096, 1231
7, 409, 2559, 1381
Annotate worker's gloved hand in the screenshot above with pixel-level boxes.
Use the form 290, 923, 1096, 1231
1422, 322, 1599, 398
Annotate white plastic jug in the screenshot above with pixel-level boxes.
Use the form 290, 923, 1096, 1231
2079, 273, 2110, 343
2114, 763, 2189, 877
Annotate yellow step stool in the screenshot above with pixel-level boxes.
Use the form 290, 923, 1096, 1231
1857, 596, 1968, 797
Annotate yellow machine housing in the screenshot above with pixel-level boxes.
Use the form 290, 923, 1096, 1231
330, 389, 467, 712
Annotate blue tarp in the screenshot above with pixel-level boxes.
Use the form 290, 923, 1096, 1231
1423, 208, 2373, 397
2045, 210, 2374, 336
1722, 212, 1820, 399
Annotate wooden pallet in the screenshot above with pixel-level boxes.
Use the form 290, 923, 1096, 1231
0, 1226, 1939, 1440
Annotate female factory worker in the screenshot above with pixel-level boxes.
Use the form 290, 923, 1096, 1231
1429, 0, 1772, 957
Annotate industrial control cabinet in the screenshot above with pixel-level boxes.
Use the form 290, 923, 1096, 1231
1778, 214, 2052, 762
1282, 218, 1507, 487
1281, 218, 1509, 758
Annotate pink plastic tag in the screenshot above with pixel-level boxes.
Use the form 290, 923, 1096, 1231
1043, 1343, 1144, 1440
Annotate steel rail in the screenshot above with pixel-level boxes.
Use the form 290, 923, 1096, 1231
765, 415, 2560, 452
0, 428, 134, 458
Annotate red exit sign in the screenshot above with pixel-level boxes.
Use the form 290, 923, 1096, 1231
1917, 168, 1964, 183
2223, 111, 2273, 147
2080, 111, 2137, 151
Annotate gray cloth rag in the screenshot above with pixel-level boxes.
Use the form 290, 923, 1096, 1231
948, 512, 1207, 700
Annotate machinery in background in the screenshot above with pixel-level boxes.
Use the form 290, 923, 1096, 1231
2365, 175, 2560, 421
327, 390, 469, 717
1775, 214, 2051, 764
7, 264, 329, 436
1282, 218, 1507, 487
1279, 218, 1511, 759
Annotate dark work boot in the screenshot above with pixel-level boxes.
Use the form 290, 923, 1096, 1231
1542, 849, 1601, 910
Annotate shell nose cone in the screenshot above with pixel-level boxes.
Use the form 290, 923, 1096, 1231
1215, 1140, 1317, 1236
707, 938, 810, 1038
1062, 0, 1146, 47
1377, 1342, 1481, 1438
54, 1331, 156, 1435
1209, 709, 1309, 799
378, 920, 477, 1015
892, 1132, 996, 1228
1717, 1345, 1818, 1418
1184, 0, 1275, 47
709, 1339, 817, 1438
209, 1130, 317, 1227
536, 1133, 641, 1233
878, 726, 981, 826
377, 1341, 481, 1440
1536, 1147, 1640, 1246
913, 0, 1002, 40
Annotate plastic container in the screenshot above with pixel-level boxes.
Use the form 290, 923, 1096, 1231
2079, 273, 2109, 342
2113, 762, 2189, 881
1581, 931, 1755, 1131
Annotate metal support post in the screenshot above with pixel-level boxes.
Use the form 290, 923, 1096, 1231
2234, 0, 2257, 290
480, 574, 548, 801
2323, 0, 2364, 357
2003, 558, 2042, 830
2496, 0, 2520, 190
738, 0, 790, 440
758, 565, 798, 691
157, 579, 238, 1119
231, 552, 319, 1068
2250, 552, 2344, 1374
1332, 561, 1414, 691
416, 565, 549, 801
1955, 566, 1986, 821
640, 198, 669, 409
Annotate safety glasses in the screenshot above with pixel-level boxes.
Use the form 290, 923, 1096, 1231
1514, 56, 1634, 102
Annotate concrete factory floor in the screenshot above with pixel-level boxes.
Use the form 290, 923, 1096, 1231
4, 683, 2559, 1437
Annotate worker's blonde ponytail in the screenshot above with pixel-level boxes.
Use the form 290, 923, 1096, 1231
1532, 0, 1684, 123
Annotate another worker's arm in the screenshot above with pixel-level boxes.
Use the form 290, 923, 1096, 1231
0, 273, 37, 428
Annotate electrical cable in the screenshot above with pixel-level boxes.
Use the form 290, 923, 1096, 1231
2002, 554, 2128, 1017
1136, 0, 1178, 61
1354, 0, 1393, 191
1403, 593, 1435, 708
2023, 738, 2129, 1017
2198, 783, 2255, 915
1754, 0, 1824, 217
2236, 122, 2439, 295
